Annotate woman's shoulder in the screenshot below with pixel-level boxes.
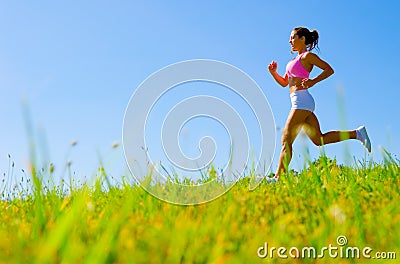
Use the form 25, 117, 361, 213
303, 51, 315, 57
303, 51, 321, 61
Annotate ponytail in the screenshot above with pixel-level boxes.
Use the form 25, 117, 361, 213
294, 27, 320, 52
308, 30, 319, 51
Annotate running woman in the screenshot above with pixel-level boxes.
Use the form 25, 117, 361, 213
267, 26, 371, 182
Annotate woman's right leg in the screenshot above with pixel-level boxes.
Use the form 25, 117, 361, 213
303, 113, 357, 146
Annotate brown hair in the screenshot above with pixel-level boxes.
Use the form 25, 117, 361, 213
294, 27, 319, 51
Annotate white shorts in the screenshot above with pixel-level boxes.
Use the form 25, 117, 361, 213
290, 89, 315, 112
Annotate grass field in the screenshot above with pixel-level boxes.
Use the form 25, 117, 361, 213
1, 154, 399, 263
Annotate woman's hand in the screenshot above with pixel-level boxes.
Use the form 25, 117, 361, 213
301, 78, 316, 88
268, 61, 278, 73
268, 60, 288, 87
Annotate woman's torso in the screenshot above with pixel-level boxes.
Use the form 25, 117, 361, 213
286, 51, 314, 93
288, 78, 309, 93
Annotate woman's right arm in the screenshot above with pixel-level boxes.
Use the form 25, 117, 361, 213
268, 61, 288, 87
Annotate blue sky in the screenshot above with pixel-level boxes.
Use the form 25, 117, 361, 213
1, 1, 399, 183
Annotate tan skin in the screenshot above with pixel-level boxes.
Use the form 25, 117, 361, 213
268, 30, 357, 178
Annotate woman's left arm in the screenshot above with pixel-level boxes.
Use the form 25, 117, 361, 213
301, 53, 334, 88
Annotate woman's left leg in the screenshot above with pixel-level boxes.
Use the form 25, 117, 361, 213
275, 109, 313, 177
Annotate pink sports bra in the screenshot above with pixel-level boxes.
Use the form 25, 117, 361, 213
286, 51, 310, 79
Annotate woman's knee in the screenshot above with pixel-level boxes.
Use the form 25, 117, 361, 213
281, 131, 290, 145
310, 135, 324, 146
281, 133, 293, 149
311, 139, 323, 146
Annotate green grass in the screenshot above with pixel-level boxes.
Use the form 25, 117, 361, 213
1, 155, 399, 263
